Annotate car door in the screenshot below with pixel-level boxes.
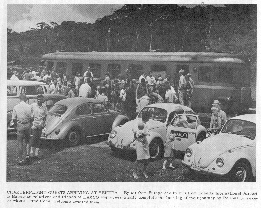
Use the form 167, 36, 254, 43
168, 114, 198, 152
91, 103, 111, 135
74, 103, 95, 137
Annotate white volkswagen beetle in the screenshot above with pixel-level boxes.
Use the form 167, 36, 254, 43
183, 114, 256, 182
108, 103, 206, 159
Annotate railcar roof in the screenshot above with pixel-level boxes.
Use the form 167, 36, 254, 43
42, 52, 244, 64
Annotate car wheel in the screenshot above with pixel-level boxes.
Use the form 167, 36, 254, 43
229, 161, 253, 182
149, 138, 163, 160
66, 129, 81, 147
196, 132, 206, 142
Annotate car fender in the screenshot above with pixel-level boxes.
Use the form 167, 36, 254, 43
196, 125, 207, 137
52, 121, 82, 140
112, 115, 129, 130
213, 146, 255, 175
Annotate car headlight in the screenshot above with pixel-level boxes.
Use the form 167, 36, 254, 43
185, 148, 193, 157
110, 130, 117, 138
216, 158, 224, 167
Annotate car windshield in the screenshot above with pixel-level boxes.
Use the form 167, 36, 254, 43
221, 119, 256, 140
138, 107, 167, 123
49, 104, 67, 116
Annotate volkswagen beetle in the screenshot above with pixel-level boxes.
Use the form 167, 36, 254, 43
108, 103, 206, 159
182, 114, 256, 182
41, 97, 120, 147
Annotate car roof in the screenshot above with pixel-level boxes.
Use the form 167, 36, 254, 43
55, 97, 106, 107
27, 94, 66, 99
146, 103, 193, 113
230, 114, 256, 124
7, 80, 46, 86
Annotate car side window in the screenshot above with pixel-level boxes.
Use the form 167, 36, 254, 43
92, 103, 106, 114
76, 103, 91, 115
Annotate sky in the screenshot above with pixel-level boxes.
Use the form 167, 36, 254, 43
7, 4, 124, 32
7, 3, 227, 33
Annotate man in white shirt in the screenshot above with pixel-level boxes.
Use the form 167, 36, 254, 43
165, 85, 178, 103
11, 94, 32, 165
139, 73, 146, 83
83, 67, 94, 81
31, 94, 48, 159
79, 78, 92, 98
10, 71, 19, 81
49, 79, 58, 94
178, 69, 186, 105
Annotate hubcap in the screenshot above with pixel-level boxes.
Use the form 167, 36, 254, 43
235, 167, 247, 182
69, 132, 79, 145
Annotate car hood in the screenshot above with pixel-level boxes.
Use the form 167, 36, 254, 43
193, 133, 254, 168
115, 118, 164, 146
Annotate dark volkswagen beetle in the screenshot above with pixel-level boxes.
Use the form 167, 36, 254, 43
41, 97, 120, 147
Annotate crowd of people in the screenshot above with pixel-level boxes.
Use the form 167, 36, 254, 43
9, 66, 195, 120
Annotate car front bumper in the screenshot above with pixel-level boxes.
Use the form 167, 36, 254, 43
108, 139, 136, 152
182, 160, 227, 177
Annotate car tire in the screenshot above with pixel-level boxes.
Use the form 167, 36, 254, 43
66, 129, 81, 147
149, 138, 164, 160
229, 161, 253, 182
196, 132, 206, 142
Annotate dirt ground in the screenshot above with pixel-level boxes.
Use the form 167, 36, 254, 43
7, 135, 221, 182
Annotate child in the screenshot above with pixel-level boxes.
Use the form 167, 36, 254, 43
135, 122, 148, 151
132, 111, 151, 179
162, 131, 176, 170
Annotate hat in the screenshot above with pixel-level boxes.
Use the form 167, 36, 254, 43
158, 77, 163, 81
212, 100, 220, 105
179, 69, 184, 73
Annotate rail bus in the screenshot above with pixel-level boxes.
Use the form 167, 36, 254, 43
42, 52, 252, 113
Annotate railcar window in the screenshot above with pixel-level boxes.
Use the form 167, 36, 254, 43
56, 62, 67, 75
72, 63, 83, 76
214, 66, 233, 84
89, 63, 101, 78
198, 66, 212, 83
128, 64, 143, 79
107, 64, 121, 79
150, 65, 167, 78
176, 65, 189, 75
46, 61, 54, 71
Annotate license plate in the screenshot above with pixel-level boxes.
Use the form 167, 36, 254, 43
171, 131, 188, 139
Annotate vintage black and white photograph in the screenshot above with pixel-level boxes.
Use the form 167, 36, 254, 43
5, 2, 257, 185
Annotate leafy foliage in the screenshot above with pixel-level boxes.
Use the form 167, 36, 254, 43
7, 4, 256, 68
